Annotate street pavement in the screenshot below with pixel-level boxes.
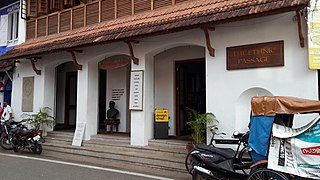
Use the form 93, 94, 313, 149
0, 151, 173, 180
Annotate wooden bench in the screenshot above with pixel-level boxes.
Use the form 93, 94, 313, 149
104, 118, 120, 133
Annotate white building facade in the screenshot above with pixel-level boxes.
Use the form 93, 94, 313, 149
2, 0, 317, 146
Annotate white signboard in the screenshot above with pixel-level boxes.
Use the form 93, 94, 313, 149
72, 122, 86, 146
268, 116, 320, 179
129, 70, 143, 110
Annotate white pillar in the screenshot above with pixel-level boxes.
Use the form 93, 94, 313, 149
130, 54, 155, 146
76, 62, 99, 140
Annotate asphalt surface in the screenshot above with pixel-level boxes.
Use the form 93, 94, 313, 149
0, 152, 172, 180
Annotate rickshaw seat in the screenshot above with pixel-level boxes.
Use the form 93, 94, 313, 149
196, 144, 236, 159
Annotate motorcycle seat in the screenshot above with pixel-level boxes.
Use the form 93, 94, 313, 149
196, 145, 235, 160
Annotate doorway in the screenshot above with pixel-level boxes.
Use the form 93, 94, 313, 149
98, 69, 107, 132
176, 59, 206, 136
55, 62, 77, 130
64, 72, 77, 129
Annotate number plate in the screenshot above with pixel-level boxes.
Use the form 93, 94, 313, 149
33, 135, 40, 141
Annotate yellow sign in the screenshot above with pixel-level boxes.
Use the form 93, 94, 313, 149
155, 110, 169, 122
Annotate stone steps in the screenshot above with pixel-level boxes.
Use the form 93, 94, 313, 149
42, 131, 190, 179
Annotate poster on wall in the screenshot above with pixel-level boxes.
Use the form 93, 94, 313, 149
308, 0, 320, 69
129, 70, 143, 111
22, 77, 34, 112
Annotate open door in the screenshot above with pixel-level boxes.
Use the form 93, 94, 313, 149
176, 59, 206, 136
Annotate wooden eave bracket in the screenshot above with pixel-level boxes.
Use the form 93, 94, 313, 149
124, 40, 139, 65
27, 57, 42, 75
296, 10, 305, 48
201, 26, 215, 57
68, 50, 83, 70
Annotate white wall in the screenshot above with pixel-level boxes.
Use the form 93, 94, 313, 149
11, 11, 318, 146
206, 12, 317, 138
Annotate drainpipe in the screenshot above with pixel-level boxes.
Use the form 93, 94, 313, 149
4, 70, 13, 82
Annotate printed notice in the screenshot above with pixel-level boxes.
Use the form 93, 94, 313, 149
72, 122, 86, 146
129, 71, 143, 110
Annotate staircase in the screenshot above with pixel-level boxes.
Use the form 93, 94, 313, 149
41, 131, 190, 180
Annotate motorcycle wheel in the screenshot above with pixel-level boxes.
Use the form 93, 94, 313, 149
0, 135, 13, 150
31, 143, 42, 154
13, 145, 18, 152
185, 150, 200, 175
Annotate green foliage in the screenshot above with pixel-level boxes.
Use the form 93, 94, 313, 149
22, 107, 55, 130
186, 107, 218, 145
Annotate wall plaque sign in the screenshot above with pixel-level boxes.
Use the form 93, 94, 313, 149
227, 41, 284, 70
129, 70, 143, 111
22, 77, 34, 112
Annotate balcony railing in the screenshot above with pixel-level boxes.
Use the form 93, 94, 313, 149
26, 0, 190, 40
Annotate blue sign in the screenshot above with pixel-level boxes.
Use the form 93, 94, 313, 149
0, 1, 19, 16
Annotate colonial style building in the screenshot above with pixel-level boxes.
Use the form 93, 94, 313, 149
0, 0, 24, 105
0, 0, 317, 146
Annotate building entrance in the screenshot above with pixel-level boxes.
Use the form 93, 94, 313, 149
176, 59, 206, 136
55, 62, 77, 130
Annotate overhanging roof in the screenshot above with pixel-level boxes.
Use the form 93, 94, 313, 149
0, 0, 309, 61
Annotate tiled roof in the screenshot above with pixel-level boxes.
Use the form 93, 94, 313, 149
0, 0, 309, 61
0, 60, 15, 70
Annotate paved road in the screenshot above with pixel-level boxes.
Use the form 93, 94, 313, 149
0, 152, 172, 180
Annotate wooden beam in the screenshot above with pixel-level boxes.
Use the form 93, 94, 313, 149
296, 10, 305, 48
27, 57, 42, 75
124, 40, 139, 65
201, 26, 215, 57
68, 50, 83, 70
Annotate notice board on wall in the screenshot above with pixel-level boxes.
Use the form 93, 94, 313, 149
129, 70, 143, 111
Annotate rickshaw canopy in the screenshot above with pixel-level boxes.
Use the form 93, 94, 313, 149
251, 96, 320, 116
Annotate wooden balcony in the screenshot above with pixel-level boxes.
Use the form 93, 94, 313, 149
26, 0, 190, 40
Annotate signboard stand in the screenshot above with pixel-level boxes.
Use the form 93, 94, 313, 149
72, 122, 86, 146
154, 109, 169, 139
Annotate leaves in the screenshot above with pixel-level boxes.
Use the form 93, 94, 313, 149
21, 107, 56, 130
186, 107, 218, 145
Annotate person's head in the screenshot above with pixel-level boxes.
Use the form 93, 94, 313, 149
3, 102, 8, 107
109, 101, 115, 108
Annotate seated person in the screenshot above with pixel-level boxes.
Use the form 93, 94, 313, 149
105, 101, 119, 132
107, 101, 119, 119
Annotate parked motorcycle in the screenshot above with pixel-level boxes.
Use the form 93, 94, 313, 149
0, 120, 24, 150
11, 126, 45, 154
188, 131, 251, 180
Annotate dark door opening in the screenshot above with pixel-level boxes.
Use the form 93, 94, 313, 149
64, 71, 77, 129
98, 69, 107, 132
55, 62, 77, 131
176, 59, 206, 137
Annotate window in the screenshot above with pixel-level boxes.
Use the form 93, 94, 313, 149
7, 11, 19, 41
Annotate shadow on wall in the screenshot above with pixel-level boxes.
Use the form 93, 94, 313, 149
235, 87, 273, 132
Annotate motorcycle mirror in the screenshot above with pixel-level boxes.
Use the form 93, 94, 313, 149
233, 131, 240, 137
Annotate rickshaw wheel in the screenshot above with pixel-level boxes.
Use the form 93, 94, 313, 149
247, 168, 289, 180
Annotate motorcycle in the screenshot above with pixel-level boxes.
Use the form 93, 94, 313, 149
0, 120, 25, 150
11, 126, 45, 154
188, 131, 251, 180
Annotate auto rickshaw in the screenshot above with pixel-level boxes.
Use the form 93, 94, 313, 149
248, 96, 320, 180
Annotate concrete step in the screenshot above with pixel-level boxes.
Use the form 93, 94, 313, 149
43, 131, 189, 177
44, 138, 186, 163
